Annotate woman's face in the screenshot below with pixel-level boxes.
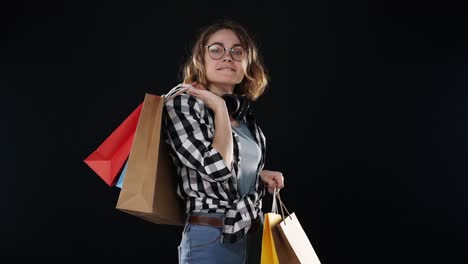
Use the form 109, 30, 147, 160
204, 29, 247, 88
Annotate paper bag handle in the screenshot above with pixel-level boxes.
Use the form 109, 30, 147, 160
272, 188, 292, 220
164, 83, 193, 103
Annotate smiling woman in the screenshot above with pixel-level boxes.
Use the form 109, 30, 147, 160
163, 19, 285, 264
203, 32, 247, 86
203, 30, 246, 96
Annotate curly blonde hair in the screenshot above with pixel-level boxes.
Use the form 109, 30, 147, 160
182, 19, 269, 101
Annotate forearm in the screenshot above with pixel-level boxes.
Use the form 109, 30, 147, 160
212, 104, 234, 171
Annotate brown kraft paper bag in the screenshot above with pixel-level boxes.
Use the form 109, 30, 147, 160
116, 93, 185, 226
272, 192, 322, 264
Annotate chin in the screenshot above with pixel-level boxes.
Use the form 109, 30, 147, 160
212, 78, 242, 86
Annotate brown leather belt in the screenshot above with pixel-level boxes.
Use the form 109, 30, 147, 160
188, 215, 224, 228
188, 214, 260, 233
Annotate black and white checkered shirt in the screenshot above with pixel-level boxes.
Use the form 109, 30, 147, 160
163, 84, 267, 243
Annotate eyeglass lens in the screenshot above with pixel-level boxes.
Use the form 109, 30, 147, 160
207, 44, 245, 61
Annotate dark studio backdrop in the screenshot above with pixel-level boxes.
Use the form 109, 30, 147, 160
1, 0, 465, 263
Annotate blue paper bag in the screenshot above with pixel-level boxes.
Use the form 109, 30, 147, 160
116, 161, 128, 188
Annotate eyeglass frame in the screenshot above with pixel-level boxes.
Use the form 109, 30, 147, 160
204, 43, 249, 62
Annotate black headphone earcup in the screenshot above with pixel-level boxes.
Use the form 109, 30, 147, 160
222, 94, 240, 116
233, 96, 250, 120
222, 94, 250, 120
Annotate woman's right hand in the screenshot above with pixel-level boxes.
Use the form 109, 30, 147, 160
187, 82, 226, 113
188, 82, 234, 171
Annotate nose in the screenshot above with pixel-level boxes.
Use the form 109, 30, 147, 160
222, 51, 232, 62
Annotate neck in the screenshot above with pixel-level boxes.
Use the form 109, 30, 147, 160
207, 83, 235, 97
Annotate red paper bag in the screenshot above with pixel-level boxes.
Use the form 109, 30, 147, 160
84, 103, 143, 186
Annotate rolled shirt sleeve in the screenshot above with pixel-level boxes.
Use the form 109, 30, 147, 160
164, 94, 233, 182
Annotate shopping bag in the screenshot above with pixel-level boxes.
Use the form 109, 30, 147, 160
115, 160, 127, 188
261, 213, 283, 264
84, 103, 143, 186
116, 93, 185, 226
261, 190, 283, 264
273, 192, 322, 264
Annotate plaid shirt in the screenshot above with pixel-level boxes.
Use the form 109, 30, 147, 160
163, 84, 267, 243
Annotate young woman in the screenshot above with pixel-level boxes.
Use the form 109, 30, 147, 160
163, 19, 285, 264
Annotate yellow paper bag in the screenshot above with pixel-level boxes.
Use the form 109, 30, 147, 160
261, 212, 283, 264
261, 188, 286, 264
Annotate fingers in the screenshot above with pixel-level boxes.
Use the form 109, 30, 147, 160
280, 174, 285, 189
265, 181, 282, 195
262, 177, 275, 194
191, 82, 206, 90
191, 82, 198, 89
267, 185, 275, 194
271, 173, 284, 190
261, 171, 285, 194
186, 88, 194, 97
187, 81, 207, 97
187, 87, 201, 97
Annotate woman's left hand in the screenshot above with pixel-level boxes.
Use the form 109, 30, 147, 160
260, 169, 285, 194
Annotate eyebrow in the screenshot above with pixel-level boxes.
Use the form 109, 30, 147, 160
209, 42, 243, 48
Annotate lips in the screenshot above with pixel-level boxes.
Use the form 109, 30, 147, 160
217, 67, 236, 71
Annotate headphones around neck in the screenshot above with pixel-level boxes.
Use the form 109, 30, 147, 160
165, 84, 251, 121
221, 94, 250, 121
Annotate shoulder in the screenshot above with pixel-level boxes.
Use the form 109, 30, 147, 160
165, 93, 207, 117
166, 93, 200, 108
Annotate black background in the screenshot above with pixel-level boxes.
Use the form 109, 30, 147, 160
1, 0, 466, 262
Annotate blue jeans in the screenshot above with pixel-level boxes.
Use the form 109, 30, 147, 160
178, 213, 263, 264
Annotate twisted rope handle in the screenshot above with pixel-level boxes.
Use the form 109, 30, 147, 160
164, 83, 192, 103
274, 188, 291, 220
271, 188, 278, 214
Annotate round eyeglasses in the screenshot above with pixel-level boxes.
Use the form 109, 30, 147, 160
205, 43, 247, 62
